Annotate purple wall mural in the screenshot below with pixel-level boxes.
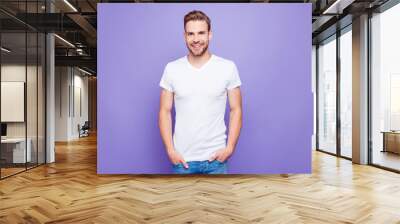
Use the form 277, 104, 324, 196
98, 3, 313, 174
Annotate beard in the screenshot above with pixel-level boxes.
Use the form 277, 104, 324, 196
187, 42, 209, 57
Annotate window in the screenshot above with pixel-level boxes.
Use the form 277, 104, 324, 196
339, 28, 352, 158
317, 36, 337, 154
371, 2, 400, 171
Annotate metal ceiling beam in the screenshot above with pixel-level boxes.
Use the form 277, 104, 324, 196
312, 14, 352, 44
86, 0, 97, 11
67, 13, 97, 39
312, 15, 335, 33
55, 55, 96, 72
3, 13, 84, 32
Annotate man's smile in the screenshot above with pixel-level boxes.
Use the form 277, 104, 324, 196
191, 43, 203, 49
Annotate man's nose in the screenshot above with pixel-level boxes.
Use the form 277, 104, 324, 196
193, 35, 200, 42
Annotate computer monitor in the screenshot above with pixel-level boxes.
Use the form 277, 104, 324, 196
1, 123, 7, 137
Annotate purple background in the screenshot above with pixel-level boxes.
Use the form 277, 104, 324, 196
98, 3, 312, 174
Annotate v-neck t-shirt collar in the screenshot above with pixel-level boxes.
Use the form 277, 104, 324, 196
185, 54, 214, 71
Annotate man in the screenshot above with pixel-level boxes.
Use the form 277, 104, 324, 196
158, 10, 242, 174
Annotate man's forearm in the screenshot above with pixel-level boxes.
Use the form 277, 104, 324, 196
159, 110, 175, 153
226, 107, 242, 151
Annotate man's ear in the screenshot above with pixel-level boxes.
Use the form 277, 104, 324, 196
208, 30, 213, 41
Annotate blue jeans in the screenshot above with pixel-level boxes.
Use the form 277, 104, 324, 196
172, 160, 227, 174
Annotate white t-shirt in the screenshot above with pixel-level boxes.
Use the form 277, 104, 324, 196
159, 55, 241, 162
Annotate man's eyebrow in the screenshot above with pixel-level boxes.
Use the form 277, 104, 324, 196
186, 31, 207, 34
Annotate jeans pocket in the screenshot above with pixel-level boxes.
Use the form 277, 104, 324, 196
215, 159, 226, 164
208, 160, 227, 174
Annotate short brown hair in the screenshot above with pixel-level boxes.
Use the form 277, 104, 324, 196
184, 10, 211, 31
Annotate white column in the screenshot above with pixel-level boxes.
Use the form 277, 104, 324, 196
46, 1, 55, 163
352, 14, 369, 164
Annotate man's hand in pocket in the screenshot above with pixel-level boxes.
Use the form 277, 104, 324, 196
167, 149, 189, 169
208, 147, 233, 163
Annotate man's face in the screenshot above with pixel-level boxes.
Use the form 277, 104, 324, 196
184, 20, 212, 57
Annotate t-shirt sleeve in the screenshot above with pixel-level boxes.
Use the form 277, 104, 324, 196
159, 64, 174, 92
227, 62, 242, 90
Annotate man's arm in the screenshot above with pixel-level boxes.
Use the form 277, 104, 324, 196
159, 89, 188, 168
226, 87, 243, 151
209, 87, 242, 162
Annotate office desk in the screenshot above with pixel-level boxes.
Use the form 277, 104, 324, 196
381, 131, 400, 154
1, 138, 32, 163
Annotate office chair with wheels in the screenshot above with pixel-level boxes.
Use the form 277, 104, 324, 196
78, 121, 90, 138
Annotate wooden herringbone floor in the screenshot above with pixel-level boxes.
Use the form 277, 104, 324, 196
1, 134, 400, 224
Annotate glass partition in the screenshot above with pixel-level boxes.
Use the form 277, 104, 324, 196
27, 30, 38, 169
0, 1, 46, 179
1, 31, 28, 177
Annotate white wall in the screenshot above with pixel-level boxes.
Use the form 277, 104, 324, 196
1, 65, 26, 134
55, 66, 69, 141
70, 72, 89, 139
1, 65, 41, 137
55, 67, 89, 141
